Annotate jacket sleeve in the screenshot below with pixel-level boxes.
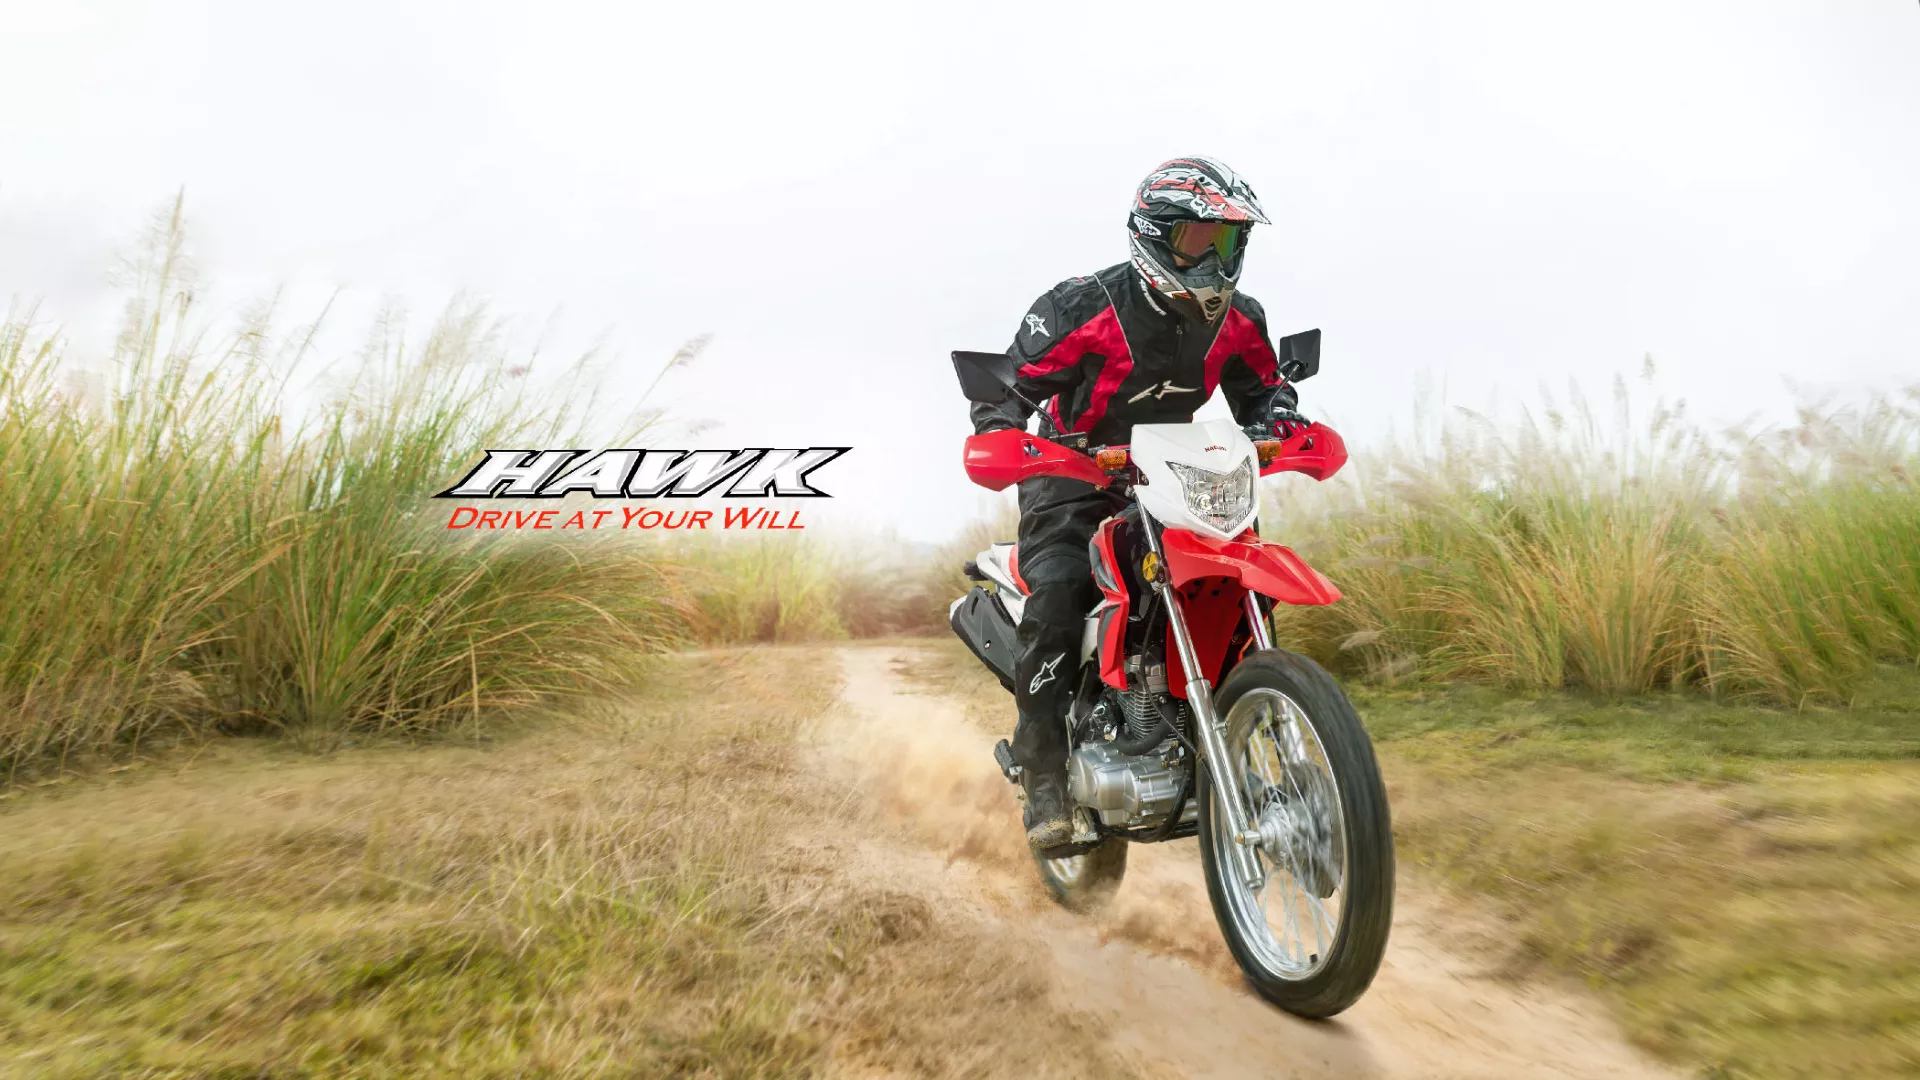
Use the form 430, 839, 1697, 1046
1217, 295, 1298, 428
970, 288, 1089, 435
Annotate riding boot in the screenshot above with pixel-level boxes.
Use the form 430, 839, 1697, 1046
1012, 578, 1095, 850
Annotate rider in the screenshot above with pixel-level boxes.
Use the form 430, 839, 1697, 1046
969, 156, 1315, 852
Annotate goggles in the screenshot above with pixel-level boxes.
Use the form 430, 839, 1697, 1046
1167, 220, 1247, 263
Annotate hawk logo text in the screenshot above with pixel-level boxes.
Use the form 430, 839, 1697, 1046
437, 447, 850, 499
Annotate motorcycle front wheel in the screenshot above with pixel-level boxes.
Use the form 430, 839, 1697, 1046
1197, 648, 1394, 1018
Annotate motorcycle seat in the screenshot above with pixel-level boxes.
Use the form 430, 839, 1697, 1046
980, 541, 1030, 598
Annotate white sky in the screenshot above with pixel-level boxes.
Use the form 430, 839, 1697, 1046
3, 1, 1916, 541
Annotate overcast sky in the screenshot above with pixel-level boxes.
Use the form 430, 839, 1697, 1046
4, 1, 1916, 540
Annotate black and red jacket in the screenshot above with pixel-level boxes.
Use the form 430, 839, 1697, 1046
971, 262, 1301, 444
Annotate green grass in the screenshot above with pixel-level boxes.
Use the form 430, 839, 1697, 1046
1363, 676, 1920, 1078
1357, 665, 1920, 782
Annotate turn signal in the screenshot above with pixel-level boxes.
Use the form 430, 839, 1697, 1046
1140, 552, 1161, 582
1094, 447, 1131, 471
1254, 440, 1284, 465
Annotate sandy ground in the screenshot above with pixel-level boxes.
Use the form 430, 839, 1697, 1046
809, 644, 1685, 1080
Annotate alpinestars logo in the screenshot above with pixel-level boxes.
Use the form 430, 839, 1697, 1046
437, 447, 850, 499
1025, 313, 1050, 338
1127, 380, 1199, 403
1028, 653, 1065, 694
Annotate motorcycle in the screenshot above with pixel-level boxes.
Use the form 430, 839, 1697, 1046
946, 348, 1394, 1018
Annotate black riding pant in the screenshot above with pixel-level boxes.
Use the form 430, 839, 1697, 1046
1010, 477, 1124, 776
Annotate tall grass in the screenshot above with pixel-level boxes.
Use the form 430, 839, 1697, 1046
0, 199, 684, 776
1268, 373, 1920, 704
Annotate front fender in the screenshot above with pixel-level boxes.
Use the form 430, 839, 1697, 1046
1159, 528, 1341, 606
1159, 528, 1340, 696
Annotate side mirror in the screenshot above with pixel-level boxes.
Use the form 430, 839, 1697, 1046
1277, 328, 1321, 382
951, 350, 1017, 405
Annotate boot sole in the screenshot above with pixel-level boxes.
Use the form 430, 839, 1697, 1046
1026, 816, 1075, 851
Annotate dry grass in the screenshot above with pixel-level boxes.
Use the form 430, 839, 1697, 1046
0, 646, 1143, 1079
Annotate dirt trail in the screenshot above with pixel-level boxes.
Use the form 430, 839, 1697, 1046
812, 644, 1683, 1080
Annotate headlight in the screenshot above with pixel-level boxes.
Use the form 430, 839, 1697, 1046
1167, 459, 1254, 535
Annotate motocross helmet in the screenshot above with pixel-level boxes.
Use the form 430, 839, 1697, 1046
1128, 156, 1269, 324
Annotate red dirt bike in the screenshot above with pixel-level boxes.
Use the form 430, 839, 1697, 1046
947, 349, 1393, 1018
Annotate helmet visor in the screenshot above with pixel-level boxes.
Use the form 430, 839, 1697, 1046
1168, 221, 1247, 263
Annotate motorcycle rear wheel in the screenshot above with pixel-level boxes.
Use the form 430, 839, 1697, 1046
1197, 648, 1394, 1018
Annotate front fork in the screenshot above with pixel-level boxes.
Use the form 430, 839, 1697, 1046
1142, 512, 1269, 890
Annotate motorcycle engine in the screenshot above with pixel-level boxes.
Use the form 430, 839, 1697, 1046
1067, 741, 1187, 828
1115, 670, 1165, 745
1066, 656, 1193, 829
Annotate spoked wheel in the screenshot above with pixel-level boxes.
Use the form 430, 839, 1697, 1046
1033, 812, 1128, 913
1197, 649, 1394, 1018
